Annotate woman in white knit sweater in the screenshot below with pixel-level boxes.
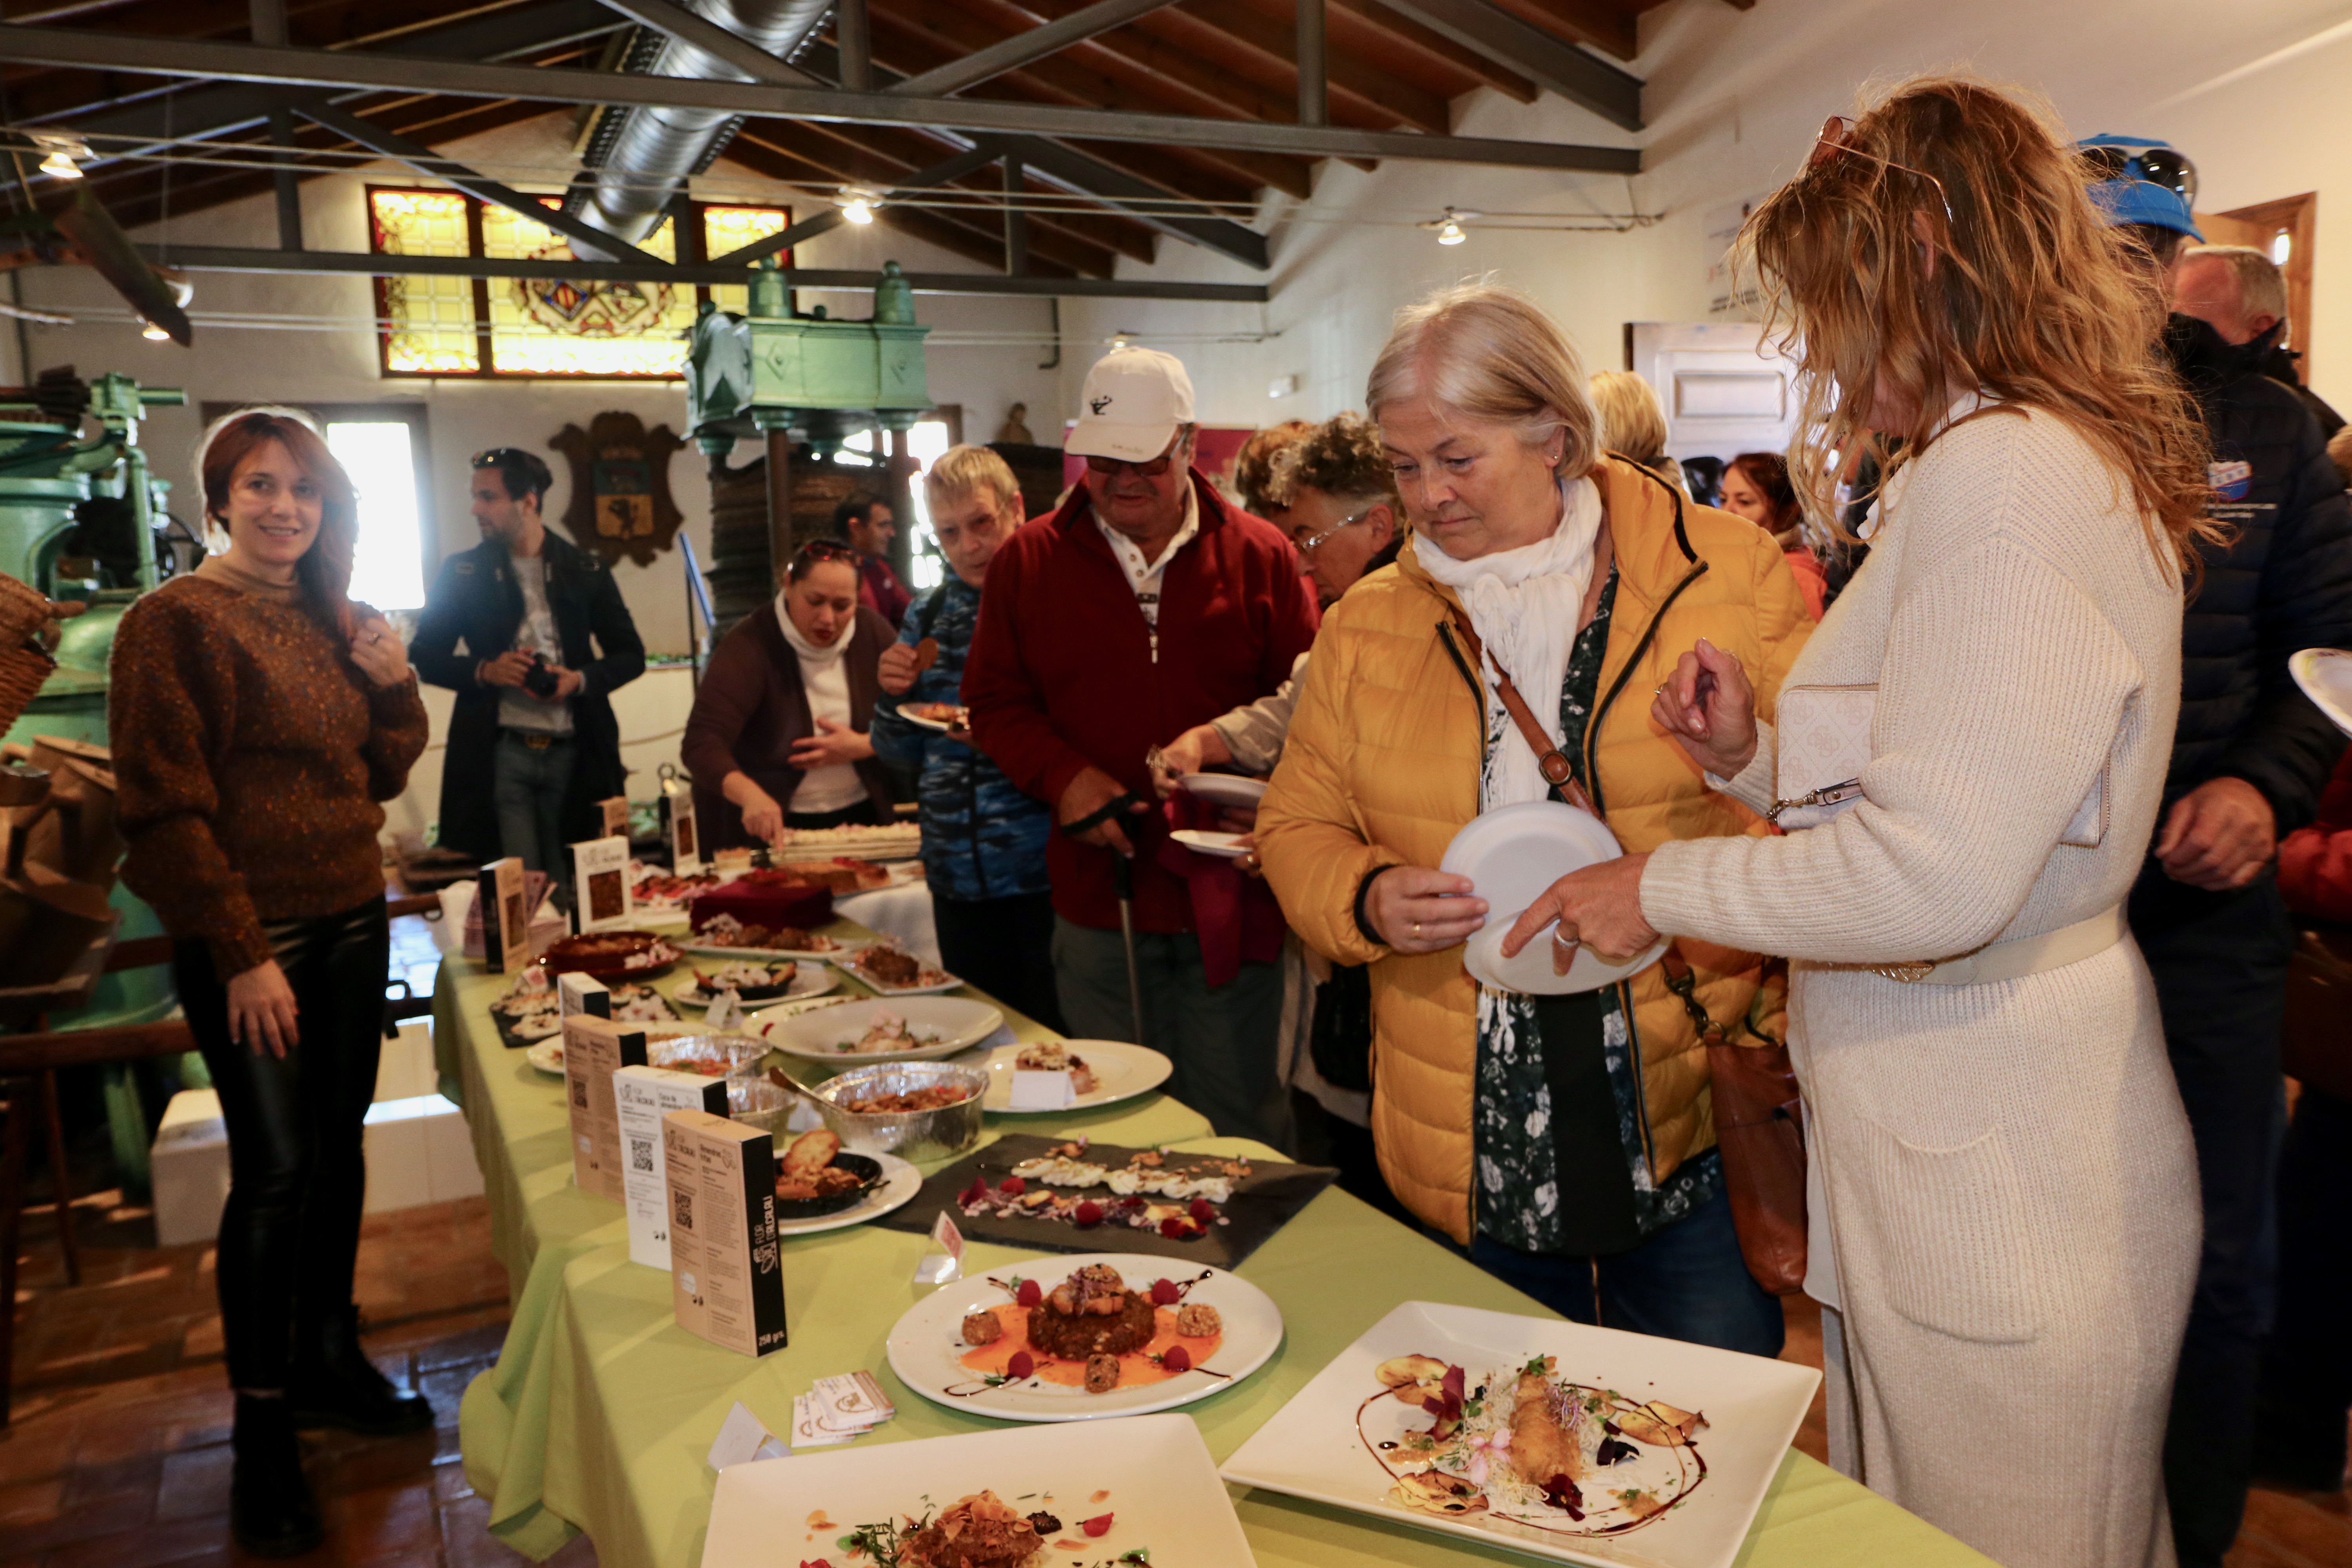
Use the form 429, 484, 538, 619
1501, 79, 2220, 1567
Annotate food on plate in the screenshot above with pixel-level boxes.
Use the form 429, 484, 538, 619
605, 982, 679, 1024
1013, 1041, 1098, 1096
952, 1265, 1225, 1396
543, 932, 678, 973
902, 1491, 1058, 1568
838, 1083, 974, 1114
686, 960, 800, 998
740, 857, 889, 895
837, 1009, 942, 1054
1361, 1352, 1709, 1534
848, 943, 951, 991
960, 1145, 1243, 1236
693, 916, 838, 952
772, 822, 920, 851
1030, 1264, 1157, 1360
903, 700, 970, 727
773, 1127, 863, 1201
1175, 1302, 1221, 1337
631, 865, 719, 905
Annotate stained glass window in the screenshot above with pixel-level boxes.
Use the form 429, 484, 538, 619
370, 190, 479, 375
701, 205, 791, 316
367, 187, 789, 379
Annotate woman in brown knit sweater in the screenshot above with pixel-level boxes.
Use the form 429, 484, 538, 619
110, 409, 429, 1558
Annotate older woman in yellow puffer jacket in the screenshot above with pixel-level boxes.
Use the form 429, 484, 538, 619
1257, 285, 1810, 1354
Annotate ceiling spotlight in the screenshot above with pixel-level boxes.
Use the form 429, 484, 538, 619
1424, 207, 1477, 246
31, 134, 90, 180
837, 186, 880, 225
141, 319, 171, 341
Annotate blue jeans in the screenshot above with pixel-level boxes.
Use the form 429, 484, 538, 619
492, 730, 575, 884
1447, 1182, 1785, 1357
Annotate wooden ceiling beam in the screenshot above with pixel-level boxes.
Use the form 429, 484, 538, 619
1326, 0, 1537, 103
1486, 0, 1637, 61
774, 116, 1122, 277
866, 6, 1313, 198
1119, 0, 1450, 134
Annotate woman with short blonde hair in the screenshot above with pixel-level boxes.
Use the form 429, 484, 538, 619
1587, 369, 1681, 490
1259, 283, 1812, 1351
1493, 76, 2208, 1568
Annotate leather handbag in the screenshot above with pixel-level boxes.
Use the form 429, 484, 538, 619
1447, 607, 1809, 1292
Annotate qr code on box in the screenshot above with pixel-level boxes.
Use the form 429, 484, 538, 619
671, 1188, 693, 1230
630, 1137, 654, 1174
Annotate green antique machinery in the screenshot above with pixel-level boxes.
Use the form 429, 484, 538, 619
684, 260, 933, 633
2, 369, 189, 1189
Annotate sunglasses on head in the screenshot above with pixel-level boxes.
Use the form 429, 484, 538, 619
471, 447, 530, 469
2079, 145, 2198, 207
1808, 115, 1956, 231
793, 540, 859, 567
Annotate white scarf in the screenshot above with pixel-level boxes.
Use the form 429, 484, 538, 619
775, 594, 853, 665
1413, 474, 1604, 807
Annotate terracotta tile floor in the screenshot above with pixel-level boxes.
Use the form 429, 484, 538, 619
1, 1181, 2343, 1566
0, 1191, 594, 1568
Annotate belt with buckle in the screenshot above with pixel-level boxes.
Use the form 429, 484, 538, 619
506, 730, 557, 751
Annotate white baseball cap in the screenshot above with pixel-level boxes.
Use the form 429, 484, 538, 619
1068, 347, 1196, 463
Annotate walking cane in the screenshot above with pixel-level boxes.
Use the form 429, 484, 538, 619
1112, 851, 1147, 1048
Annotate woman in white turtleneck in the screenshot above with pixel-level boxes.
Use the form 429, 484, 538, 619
681, 542, 897, 851
1256, 284, 1811, 1354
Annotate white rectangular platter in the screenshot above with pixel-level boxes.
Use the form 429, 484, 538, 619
1220, 1299, 1818, 1568
703, 1410, 1256, 1568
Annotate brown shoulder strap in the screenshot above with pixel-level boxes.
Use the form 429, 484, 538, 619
1445, 608, 1596, 816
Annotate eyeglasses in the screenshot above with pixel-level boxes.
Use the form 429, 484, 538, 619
2080, 144, 2198, 207
1808, 115, 1956, 231
1294, 507, 1378, 555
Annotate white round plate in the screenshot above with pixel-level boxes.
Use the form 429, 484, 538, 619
1171, 828, 1250, 858
672, 963, 837, 1009
775, 1151, 923, 1237
887, 1253, 1284, 1422
2291, 647, 2352, 738
679, 937, 866, 962
1180, 773, 1268, 809
979, 1039, 1172, 1113
524, 1039, 564, 1076
753, 995, 1005, 1062
1439, 800, 1666, 995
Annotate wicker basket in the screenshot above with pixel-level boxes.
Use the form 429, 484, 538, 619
0, 574, 60, 733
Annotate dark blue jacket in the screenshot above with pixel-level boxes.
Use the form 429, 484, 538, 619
869, 575, 1051, 902
2157, 315, 2352, 845
409, 531, 645, 858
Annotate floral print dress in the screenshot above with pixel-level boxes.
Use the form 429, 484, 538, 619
1470, 567, 1722, 1254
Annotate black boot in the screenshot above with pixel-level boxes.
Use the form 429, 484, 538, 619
232, 1393, 325, 1557
288, 1305, 434, 1436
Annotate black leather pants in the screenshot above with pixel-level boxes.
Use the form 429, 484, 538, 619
174, 901, 388, 1392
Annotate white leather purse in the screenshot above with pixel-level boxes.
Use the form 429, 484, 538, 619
1771, 684, 2108, 846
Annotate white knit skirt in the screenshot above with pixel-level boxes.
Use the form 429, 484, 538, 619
1791, 937, 2200, 1568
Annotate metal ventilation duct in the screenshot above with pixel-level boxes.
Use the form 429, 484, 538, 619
572, 0, 831, 257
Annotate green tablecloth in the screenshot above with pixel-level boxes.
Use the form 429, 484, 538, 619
442, 922, 1989, 1568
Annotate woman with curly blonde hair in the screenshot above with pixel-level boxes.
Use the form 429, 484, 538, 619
1495, 76, 2211, 1566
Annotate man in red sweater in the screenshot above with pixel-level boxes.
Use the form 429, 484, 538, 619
964, 348, 1319, 1145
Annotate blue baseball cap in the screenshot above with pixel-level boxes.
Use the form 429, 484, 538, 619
2078, 134, 2203, 240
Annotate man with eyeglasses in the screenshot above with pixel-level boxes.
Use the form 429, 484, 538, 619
411, 447, 646, 889
964, 347, 1319, 1147
2088, 138, 2352, 1568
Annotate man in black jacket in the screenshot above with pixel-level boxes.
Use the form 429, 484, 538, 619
2145, 243, 2352, 1567
411, 448, 645, 879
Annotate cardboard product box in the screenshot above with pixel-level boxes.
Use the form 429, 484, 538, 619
665, 778, 701, 873
661, 1109, 788, 1358
564, 834, 633, 933
597, 796, 630, 842
477, 857, 530, 973
557, 970, 611, 1021
563, 1015, 648, 1202
613, 1065, 728, 1269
